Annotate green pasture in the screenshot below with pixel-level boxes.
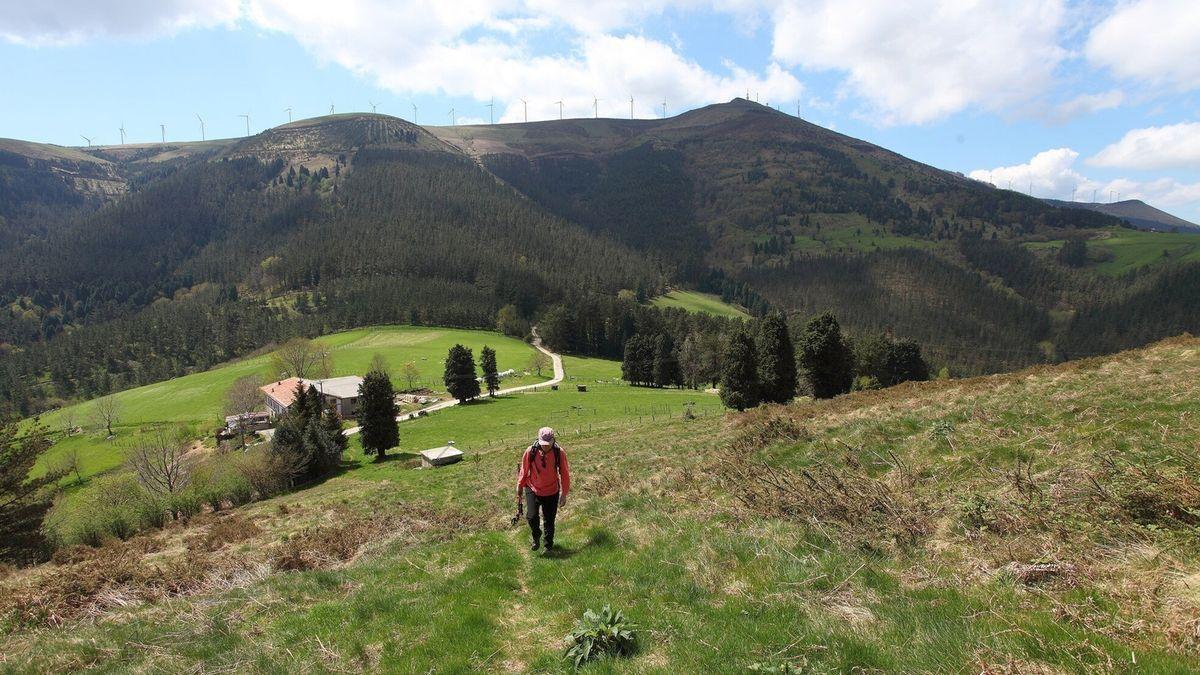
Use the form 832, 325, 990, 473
29, 326, 549, 480
649, 290, 750, 319
1025, 227, 1200, 275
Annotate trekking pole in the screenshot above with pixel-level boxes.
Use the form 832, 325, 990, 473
510, 493, 524, 527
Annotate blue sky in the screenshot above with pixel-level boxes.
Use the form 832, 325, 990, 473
2, 0, 1199, 220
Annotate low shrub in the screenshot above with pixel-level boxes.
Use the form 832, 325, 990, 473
564, 605, 638, 668
189, 460, 254, 511
235, 449, 294, 498
43, 473, 167, 548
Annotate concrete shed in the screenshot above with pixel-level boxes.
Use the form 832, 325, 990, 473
420, 443, 463, 468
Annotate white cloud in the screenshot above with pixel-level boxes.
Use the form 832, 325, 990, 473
1086, 0, 1200, 91
1089, 122, 1200, 170
970, 147, 1200, 211
769, 0, 1068, 124
1050, 89, 1124, 122
970, 148, 1091, 199
242, 1, 801, 122
0, 0, 241, 46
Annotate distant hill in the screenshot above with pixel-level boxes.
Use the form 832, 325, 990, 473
1043, 198, 1200, 233
1, 102, 1199, 415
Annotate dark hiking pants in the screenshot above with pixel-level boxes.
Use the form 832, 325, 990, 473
525, 489, 559, 546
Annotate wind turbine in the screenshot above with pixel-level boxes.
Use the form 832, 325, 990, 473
369, 100, 377, 114
238, 114, 250, 137
629, 96, 634, 119
593, 95, 600, 119
196, 114, 206, 142
160, 124, 166, 143
796, 100, 801, 117
284, 107, 293, 123
662, 99, 667, 118
520, 98, 528, 123
118, 124, 126, 145
80, 135, 92, 147
411, 102, 418, 124
555, 100, 564, 120
449, 108, 456, 126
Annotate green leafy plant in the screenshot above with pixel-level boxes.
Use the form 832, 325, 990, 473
564, 605, 637, 668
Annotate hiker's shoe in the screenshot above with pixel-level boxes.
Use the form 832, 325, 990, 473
530, 541, 540, 551
544, 541, 554, 551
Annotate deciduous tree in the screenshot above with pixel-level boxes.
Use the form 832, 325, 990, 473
92, 396, 121, 438
270, 337, 333, 380
224, 374, 263, 449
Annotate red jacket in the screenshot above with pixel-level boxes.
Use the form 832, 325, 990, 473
517, 444, 570, 498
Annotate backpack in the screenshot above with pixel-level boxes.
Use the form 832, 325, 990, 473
518, 442, 562, 478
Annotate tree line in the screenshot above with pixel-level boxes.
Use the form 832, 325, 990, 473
618, 309, 932, 409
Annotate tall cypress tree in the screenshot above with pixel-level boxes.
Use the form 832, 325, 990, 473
357, 368, 398, 460
480, 345, 500, 396
653, 333, 682, 388
443, 344, 481, 404
719, 328, 760, 411
757, 312, 797, 404
798, 312, 855, 399
622, 337, 641, 385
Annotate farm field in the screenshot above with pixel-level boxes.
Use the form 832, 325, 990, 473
1025, 227, 1200, 275
5, 338, 1200, 671
344, 355, 721, 472
649, 290, 750, 319
29, 326, 550, 480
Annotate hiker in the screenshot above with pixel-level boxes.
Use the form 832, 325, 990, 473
517, 426, 570, 551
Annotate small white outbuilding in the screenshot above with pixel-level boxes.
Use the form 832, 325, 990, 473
420, 441, 463, 468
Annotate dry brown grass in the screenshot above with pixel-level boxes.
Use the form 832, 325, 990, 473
712, 417, 936, 553
0, 501, 490, 630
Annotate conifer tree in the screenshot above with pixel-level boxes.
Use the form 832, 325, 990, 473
480, 346, 500, 396
719, 328, 760, 411
444, 344, 481, 404
756, 312, 798, 404
798, 312, 855, 399
357, 368, 398, 460
322, 402, 348, 456
653, 333, 682, 388
270, 407, 312, 483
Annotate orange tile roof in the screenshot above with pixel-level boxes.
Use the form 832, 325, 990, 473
260, 377, 305, 408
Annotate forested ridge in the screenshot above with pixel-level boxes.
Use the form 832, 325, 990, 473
1, 103, 1199, 415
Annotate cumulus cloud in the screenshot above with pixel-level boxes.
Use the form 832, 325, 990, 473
0, 0, 241, 46
1086, 0, 1200, 91
1088, 122, 1200, 171
769, 0, 1068, 124
970, 147, 1200, 211
243, 0, 801, 121
969, 148, 1091, 199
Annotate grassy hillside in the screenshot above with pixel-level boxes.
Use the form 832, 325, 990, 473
1027, 227, 1200, 275
4, 337, 1199, 671
649, 290, 750, 319
31, 326, 548, 479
